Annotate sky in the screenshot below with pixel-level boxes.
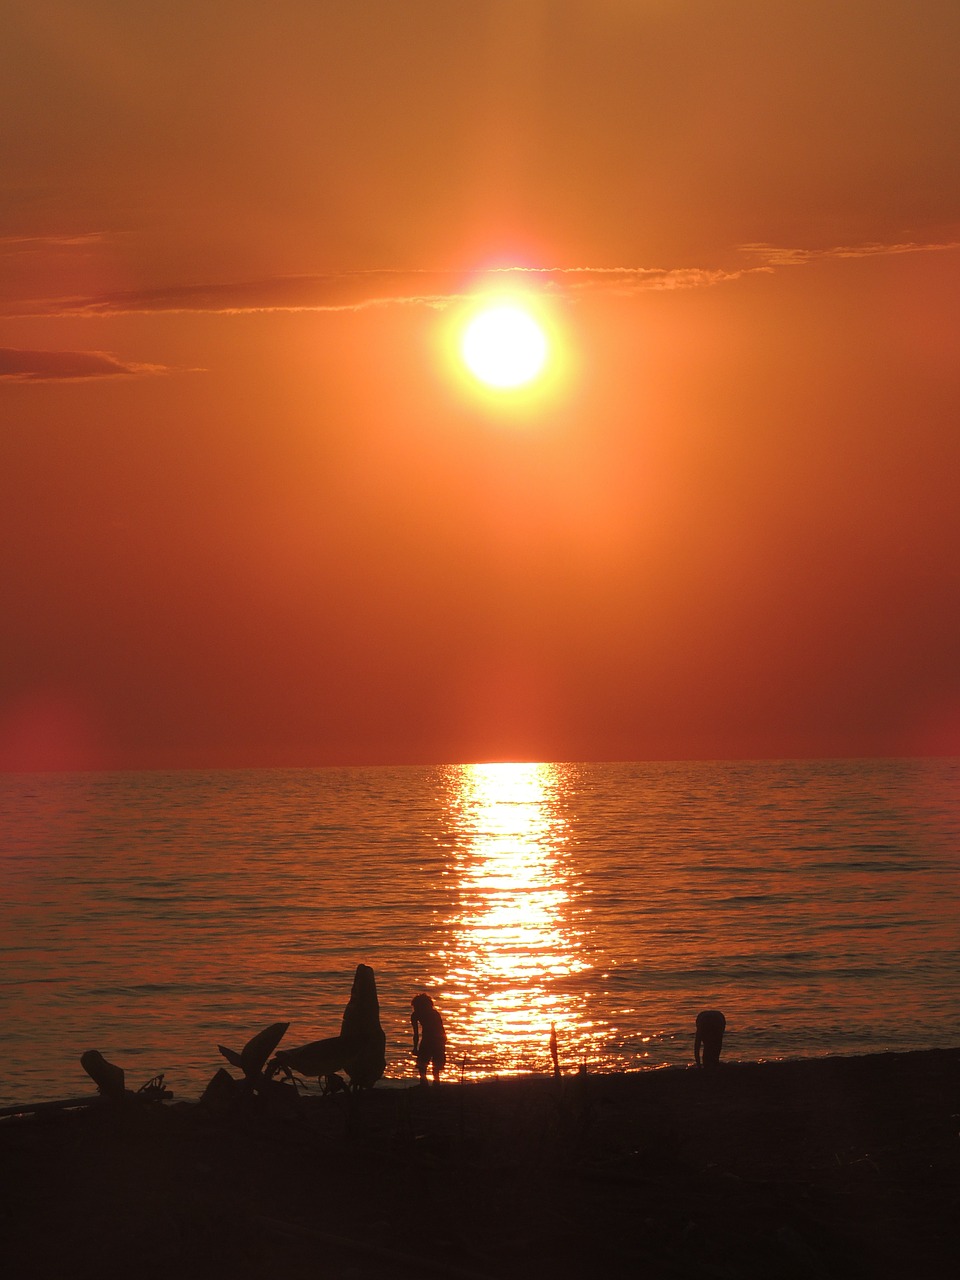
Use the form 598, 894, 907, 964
2, 0, 959, 771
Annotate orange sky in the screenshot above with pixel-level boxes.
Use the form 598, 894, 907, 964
2, 1, 959, 770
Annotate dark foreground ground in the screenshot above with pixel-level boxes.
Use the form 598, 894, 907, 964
2, 1048, 957, 1279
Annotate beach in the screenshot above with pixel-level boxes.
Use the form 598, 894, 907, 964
3, 1047, 957, 1279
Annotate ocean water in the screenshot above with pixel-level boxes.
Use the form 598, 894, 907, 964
2, 758, 958, 1106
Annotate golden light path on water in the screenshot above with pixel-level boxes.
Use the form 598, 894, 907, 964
430, 762, 602, 1078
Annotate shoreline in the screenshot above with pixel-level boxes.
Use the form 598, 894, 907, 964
6, 1038, 959, 1113
3, 1046, 958, 1278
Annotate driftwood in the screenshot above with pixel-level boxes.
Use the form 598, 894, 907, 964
0, 1057, 171, 1121
11, 962, 387, 1120
206, 1021, 299, 1113
217, 1021, 290, 1082
79, 1050, 172, 1105
0, 1096, 101, 1120
272, 1035, 346, 1080
272, 963, 386, 1091
340, 963, 386, 1089
80, 1049, 126, 1101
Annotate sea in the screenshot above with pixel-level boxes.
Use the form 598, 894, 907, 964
2, 758, 959, 1107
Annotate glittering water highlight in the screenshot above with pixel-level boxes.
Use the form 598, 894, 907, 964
2, 757, 958, 1105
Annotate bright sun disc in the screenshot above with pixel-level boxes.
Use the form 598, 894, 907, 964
461, 304, 548, 389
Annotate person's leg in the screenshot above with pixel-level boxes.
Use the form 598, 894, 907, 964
703, 1033, 722, 1067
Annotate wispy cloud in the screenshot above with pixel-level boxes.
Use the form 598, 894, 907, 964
740, 239, 960, 267
5, 264, 755, 319
4, 237, 957, 322
0, 347, 170, 382
0, 232, 108, 253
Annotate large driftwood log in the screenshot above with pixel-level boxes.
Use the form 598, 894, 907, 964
272, 1035, 346, 1079
0, 1096, 100, 1120
273, 963, 386, 1090
340, 962, 386, 1089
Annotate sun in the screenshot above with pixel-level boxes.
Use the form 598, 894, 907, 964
461, 303, 549, 389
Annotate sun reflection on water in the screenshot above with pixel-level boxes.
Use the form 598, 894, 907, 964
431, 762, 596, 1077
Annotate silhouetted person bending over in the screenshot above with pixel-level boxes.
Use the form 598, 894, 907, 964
411, 993, 447, 1084
695, 1009, 726, 1069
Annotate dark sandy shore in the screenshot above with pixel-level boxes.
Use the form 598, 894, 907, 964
3, 1048, 957, 1279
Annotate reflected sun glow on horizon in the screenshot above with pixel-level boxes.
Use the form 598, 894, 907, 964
432, 762, 597, 1077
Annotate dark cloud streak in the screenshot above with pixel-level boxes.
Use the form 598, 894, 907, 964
0, 347, 169, 382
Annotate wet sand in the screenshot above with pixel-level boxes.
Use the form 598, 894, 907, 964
2, 1048, 957, 1279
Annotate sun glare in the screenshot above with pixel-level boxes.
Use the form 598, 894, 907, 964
461, 303, 549, 389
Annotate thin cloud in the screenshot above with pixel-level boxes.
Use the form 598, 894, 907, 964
0, 347, 170, 382
5, 238, 956, 320
7, 264, 754, 318
740, 239, 960, 267
0, 232, 108, 252
508, 265, 753, 295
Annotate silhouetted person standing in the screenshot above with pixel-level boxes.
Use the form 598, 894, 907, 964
695, 1009, 726, 1068
411, 992, 446, 1084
